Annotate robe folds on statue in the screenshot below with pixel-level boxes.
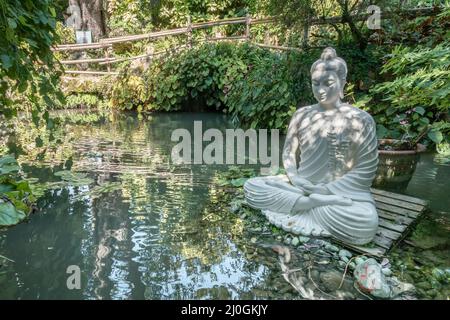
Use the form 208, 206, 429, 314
244, 104, 379, 245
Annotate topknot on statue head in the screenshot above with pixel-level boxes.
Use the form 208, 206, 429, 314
310, 47, 348, 82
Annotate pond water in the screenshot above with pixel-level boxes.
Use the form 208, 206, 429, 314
0, 112, 448, 299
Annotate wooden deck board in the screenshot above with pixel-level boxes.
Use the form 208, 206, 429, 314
377, 210, 414, 225
370, 188, 428, 206
373, 235, 393, 249
373, 194, 424, 212
334, 188, 428, 258
376, 227, 401, 240
374, 202, 421, 218
378, 219, 407, 233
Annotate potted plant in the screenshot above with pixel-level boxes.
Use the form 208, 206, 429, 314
375, 137, 427, 189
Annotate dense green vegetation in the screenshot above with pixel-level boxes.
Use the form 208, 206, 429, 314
371, 44, 450, 150
0, 0, 63, 225
0, 154, 37, 226
0, 0, 62, 118
369, 7, 450, 151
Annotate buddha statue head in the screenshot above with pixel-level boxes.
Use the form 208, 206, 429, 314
310, 47, 348, 109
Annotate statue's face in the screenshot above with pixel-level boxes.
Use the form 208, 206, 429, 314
311, 69, 343, 108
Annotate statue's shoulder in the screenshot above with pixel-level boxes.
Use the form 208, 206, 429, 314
341, 103, 375, 126
293, 104, 315, 119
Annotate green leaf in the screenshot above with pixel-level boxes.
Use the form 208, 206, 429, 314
0, 155, 20, 175
230, 177, 248, 187
428, 130, 443, 144
46, 118, 54, 130
18, 16, 27, 25
35, 137, 44, 148
419, 118, 430, 126
376, 124, 388, 139
15, 180, 31, 193
414, 107, 425, 115
0, 200, 27, 227
18, 81, 28, 93
436, 142, 450, 156
54, 171, 94, 186
43, 95, 54, 107
0, 55, 12, 70
0, 155, 17, 166
31, 110, 40, 127
7, 18, 17, 29
386, 107, 396, 116
0, 183, 15, 193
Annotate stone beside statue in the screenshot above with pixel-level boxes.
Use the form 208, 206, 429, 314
244, 47, 379, 245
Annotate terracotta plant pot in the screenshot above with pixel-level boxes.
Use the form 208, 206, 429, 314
373, 139, 426, 189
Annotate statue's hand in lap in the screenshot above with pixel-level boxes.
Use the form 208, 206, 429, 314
287, 176, 352, 211
302, 182, 331, 196
289, 176, 332, 195
292, 192, 353, 213
289, 175, 314, 190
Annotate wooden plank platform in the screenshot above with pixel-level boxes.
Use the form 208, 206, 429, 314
335, 188, 428, 257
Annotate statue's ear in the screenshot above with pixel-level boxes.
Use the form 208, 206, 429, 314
340, 79, 346, 99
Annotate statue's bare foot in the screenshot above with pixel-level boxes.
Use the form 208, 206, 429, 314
309, 193, 353, 206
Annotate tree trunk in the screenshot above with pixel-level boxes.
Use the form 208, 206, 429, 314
339, 0, 367, 51
342, 13, 367, 51
69, 0, 106, 41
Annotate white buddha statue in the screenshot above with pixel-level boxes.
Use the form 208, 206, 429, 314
244, 47, 379, 245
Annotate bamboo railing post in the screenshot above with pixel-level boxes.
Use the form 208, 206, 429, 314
105, 47, 111, 72
187, 15, 193, 48
245, 13, 251, 41
302, 23, 310, 48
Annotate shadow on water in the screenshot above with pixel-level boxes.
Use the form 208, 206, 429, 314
0, 111, 448, 299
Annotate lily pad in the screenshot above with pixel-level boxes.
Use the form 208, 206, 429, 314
73, 182, 123, 201
54, 170, 94, 186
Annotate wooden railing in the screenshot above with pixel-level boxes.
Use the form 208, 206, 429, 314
56, 7, 440, 76
55, 16, 274, 52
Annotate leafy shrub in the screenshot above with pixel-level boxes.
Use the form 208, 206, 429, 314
110, 74, 148, 111
371, 44, 450, 150
65, 94, 108, 109
226, 49, 313, 130
0, 0, 62, 118
0, 155, 35, 227
144, 42, 264, 112
61, 76, 114, 97
381, 6, 450, 47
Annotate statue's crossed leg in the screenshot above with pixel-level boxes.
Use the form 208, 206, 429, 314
244, 175, 353, 237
